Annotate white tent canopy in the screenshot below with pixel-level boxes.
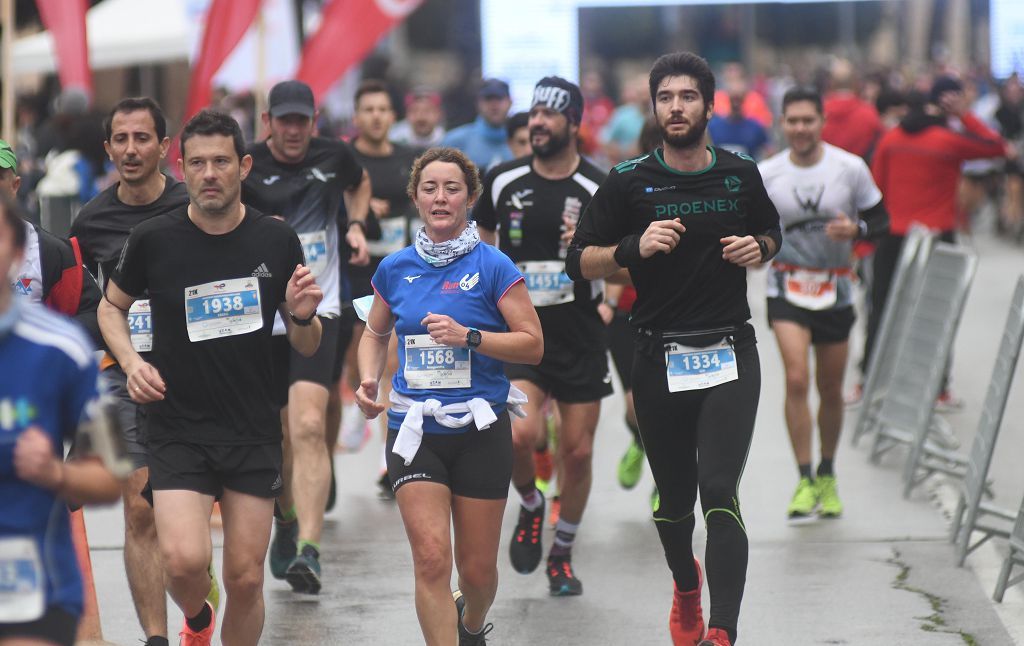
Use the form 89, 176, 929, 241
11, 0, 299, 93
13, 0, 191, 74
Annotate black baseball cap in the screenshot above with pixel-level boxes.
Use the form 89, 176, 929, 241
479, 79, 511, 100
930, 76, 964, 104
268, 80, 315, 118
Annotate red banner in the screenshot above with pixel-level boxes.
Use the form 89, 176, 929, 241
184, 0, 263, 122
35, 0, 92, 95
296, 0, 423, 104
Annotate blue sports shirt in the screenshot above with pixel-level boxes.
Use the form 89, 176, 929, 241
372, 243, 523, 434
0, 299, 99, 617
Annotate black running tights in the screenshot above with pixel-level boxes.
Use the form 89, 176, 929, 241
631, 340, 760, 642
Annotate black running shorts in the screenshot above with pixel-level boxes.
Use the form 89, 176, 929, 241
607, 310, 635, 391
0, 605, 78, 646
505, 346, 613, 403
385, 413, 513, 499
271, 315, 342, 404
146, 439, 283, 500
100, 365, 148, 470
766, 298, 855, 345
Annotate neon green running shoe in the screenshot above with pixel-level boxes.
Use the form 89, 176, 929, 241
816, 475, 843, 518
787, 477, 817, 518
650, 486, 660, 513
206, 559, 220, 612
617, 440, 645, 490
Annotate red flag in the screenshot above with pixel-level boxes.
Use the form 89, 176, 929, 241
184, 0, 263, 122
35, 0, 92, 95
296, 0, 423, 103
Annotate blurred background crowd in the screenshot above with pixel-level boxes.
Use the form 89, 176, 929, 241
2, 0, 1022, 242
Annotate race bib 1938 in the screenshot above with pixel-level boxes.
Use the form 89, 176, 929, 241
184, 277, 263, 342
519, 260, 574, 307
403, 334, 471, 389
665, 339, 738, 392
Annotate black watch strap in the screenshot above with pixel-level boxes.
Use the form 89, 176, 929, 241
466, 327, 482, 349
289, 311, 316, 326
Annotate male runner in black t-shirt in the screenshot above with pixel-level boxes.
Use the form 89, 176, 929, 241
70, 97, 192, 646
241, 80, 370, 594
98, 110, 323, 646
347, 79, 419, 494
475, 77, 610, 597
567, 53, 781, 646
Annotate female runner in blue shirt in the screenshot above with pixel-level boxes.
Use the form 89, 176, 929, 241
355, 147, 542, 646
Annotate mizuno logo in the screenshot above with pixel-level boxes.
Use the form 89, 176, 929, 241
262, 175, 281, 185
252, 263, 272, 278
403, 275, 422, 284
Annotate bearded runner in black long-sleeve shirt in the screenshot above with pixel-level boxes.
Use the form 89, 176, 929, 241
566, 52, 781, 646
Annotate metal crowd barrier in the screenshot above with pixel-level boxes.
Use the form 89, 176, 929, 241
995, 481, 1024, 601
951, 276, 1024, 567
851, 225, 934, 447
865, 244, 977, 494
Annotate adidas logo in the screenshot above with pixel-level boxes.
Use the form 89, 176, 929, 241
252, 263, 272, 278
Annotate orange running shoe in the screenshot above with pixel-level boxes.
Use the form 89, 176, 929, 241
179, 601, 216, 646
697, 627, 732, 646
669, 558, 705, 645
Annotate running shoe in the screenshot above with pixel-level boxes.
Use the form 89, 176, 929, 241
843, 382, 863, 408
178, 601, 215, 646
269, 518, 298, 580
546, 554, 583, 596
651, 487, 661, 513
787, 477, 817, 518
285, 543, 322, 595
548, 496, 560, 528
509, 499, 545, 574
326, 457, 337, 512
618, 439, 645, 489
534, 447, 554, 494
339, 402, 370, 452
935, 389, 965, 412
377, 472, 395, 501
816, 475, 843, 518
669, 558, 705, 645
453, 589, 494, 645
206, 560, 220, 612
697, 627, 732, 646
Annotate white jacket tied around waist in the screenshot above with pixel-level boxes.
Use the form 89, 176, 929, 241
388, 385, 529, 465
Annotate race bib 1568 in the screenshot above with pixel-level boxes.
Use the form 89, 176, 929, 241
403, 334, 471, 389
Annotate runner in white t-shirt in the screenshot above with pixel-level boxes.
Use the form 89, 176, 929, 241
758, 87, 889, 520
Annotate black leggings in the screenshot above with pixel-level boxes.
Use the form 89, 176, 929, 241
631, 335, 760, 642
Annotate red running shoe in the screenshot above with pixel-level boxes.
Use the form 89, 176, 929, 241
697, 627, 732, 646
669, 558, 705, 645
179, 601, 216, 646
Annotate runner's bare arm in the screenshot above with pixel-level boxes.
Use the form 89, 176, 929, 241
345, 170, 373, 266
98, 281, 166, 403
355, 295, 395, 419
15, 428, 121, 505
282, 264, 324, 357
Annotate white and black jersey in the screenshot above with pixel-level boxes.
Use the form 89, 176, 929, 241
473, 155, 608, 355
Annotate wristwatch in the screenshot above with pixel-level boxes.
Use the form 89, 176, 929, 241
756, 237, 770, 263
466, 327, 482, 349
289, 311, 316, 326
